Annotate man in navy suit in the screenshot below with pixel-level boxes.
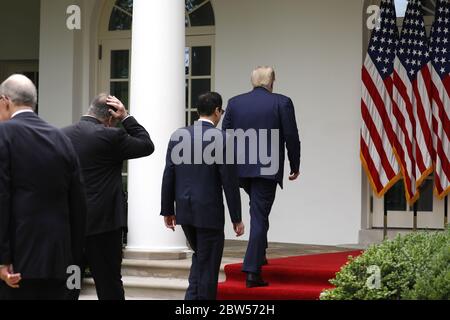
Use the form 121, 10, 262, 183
161, 92, 245, 300
0, 75, 86, 300
222, 67, 301, 288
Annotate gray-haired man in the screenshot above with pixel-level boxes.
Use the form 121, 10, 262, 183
62, 93, 155, 300
0, 74, 87, 300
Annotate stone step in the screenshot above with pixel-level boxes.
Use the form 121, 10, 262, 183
82, 257, 243, 300
121, 258, 241, 281
82, 276, 188, 300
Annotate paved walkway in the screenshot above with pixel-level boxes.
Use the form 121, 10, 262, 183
222, 240, 360, 260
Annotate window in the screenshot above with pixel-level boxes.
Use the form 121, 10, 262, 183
186, 0, 215, 27
185, 44, 213, 126
109, 0, 133, 31
108, 0, 215, 31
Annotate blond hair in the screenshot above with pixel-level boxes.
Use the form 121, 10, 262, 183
251, 66, 276, 90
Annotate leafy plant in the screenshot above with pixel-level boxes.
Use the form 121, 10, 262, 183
320, 228, 450, 300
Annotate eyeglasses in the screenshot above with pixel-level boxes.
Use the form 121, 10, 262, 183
218, 108, 225, 115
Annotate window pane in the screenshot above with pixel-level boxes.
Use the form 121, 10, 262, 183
111, 82, 129, 108
189, 2, 215, 26
190, 111, 200, 125
191, 79, 211, 108
386, 180, 407, 211
416, 179, 433, 212
192, 47, 211, 76
186, 79, 189, 108
186, 0, 208, 13
185, 47, 190, 75
111, 50, 130, 79
116, 0, 133, 14
109, 7, 132, 31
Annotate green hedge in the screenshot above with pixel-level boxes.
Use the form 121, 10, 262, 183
321, 228, 450, 300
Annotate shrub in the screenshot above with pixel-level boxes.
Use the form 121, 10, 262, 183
320, 228, 450, 300
404, 244, 450, 300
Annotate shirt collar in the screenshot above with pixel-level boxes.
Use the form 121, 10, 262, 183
11, 109, 34, 118
198, 118, 215, 126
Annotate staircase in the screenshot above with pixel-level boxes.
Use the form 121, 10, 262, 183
80, 256, 242, 300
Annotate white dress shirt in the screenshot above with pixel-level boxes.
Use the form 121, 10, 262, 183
11, 109, 34, 118
198, 118, 215, 126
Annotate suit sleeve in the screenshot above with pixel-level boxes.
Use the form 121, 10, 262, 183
218, 134, 242, 224
160, 140, 176, 217
222, 101, 233, 131
0, 129, 12, 265
116, 116, 155, 161
280, 98, 301, 174
68, 149, 87, 267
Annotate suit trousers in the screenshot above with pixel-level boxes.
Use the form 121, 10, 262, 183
3, 279, 67, 300
241, 178, 278, 274
182, 225, 225, 300
85, 228, 125, 300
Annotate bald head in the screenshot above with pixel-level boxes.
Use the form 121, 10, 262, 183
0, 74, 38, 109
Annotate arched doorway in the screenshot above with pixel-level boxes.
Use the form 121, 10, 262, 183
98, 0, 216, 127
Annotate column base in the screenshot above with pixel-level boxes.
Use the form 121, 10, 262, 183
124, 248, 192, 261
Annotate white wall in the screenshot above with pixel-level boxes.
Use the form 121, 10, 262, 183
39, 0, 98, 128
0, 0, 40, 60
213, 0, 364, 245
36, 0, 364, 245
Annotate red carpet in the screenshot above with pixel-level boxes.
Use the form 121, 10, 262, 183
217, 250, 362, 300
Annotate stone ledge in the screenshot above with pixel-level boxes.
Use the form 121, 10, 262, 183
123, 249, 192, 261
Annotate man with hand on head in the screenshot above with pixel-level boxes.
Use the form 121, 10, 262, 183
63, 94, 155, 300
0, 74, 87, 300
161, 92, 244, 300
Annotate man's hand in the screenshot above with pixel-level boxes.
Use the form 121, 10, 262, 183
164, 215, 177, 232
106, 95, 129, 121
233, 222, 245, 237
289, 171, 300, 181
0, 265, 21, 289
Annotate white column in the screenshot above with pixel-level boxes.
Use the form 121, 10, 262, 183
127, 0, 187, 254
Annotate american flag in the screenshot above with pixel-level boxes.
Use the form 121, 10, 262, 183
361, 0, 401, 197
392, 0, 434, 204
430, 0, 450, 199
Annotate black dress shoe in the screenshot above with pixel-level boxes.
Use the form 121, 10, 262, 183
246, 273, 269, 288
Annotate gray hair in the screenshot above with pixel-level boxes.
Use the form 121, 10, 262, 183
87, 93, 111, 120
0, 74, 38, 109
251, 66, 276, 90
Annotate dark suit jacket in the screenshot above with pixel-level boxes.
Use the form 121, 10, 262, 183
161, 121, 242, 230
0, 112, 87, 280
222, 87, 301, 187
62, 116, 154, 236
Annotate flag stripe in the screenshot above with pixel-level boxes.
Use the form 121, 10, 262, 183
361, 100, 397, 179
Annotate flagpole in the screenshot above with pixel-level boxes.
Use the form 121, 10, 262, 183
413, 201, 418, 231
383, 195, 388, 240
445, 196, 448, 228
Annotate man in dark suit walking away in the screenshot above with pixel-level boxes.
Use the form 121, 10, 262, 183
0, 74, 87, 300
161, 92, 245, 300
222, 67, 301, 288
63, 94, 154, 300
